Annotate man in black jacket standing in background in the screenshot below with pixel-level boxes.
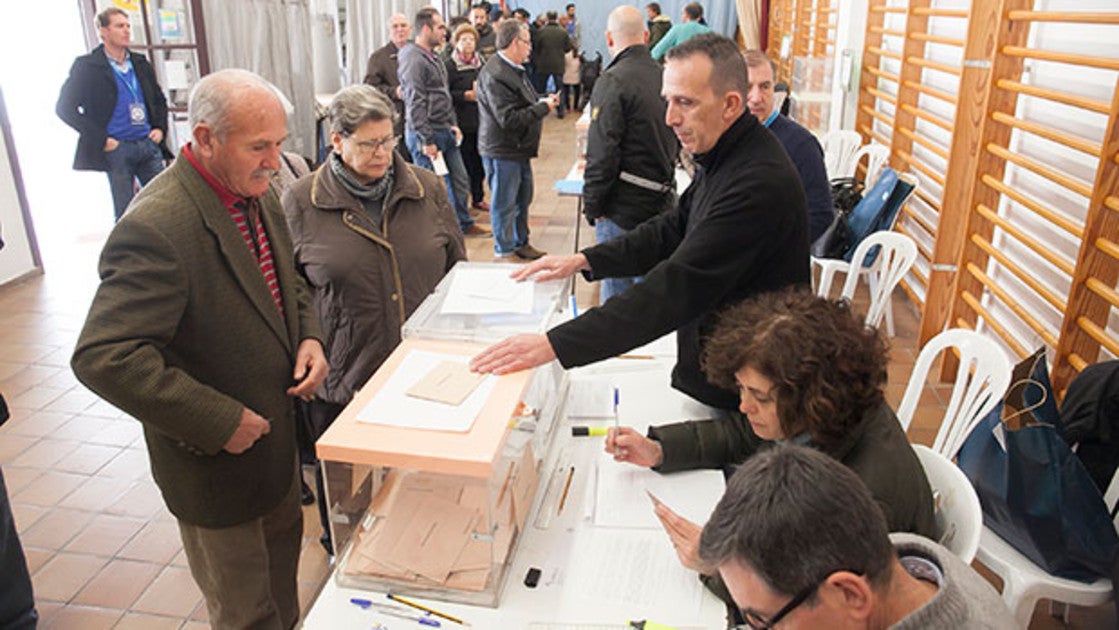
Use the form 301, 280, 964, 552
476, 19, 559, 262
56, 7, 171, 221
583, 6, 678, 302
471, 34, 809, 415
533, 11, 572, 118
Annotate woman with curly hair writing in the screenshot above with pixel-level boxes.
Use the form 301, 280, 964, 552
607, 287, 935, 575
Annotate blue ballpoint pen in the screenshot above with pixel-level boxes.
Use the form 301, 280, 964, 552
351, 598, 441, 627
613, 387, 620, 434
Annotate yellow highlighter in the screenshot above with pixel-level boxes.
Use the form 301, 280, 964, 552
571, 426, 609, 436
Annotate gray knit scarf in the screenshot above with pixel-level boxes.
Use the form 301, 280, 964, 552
330, 152, 395, 201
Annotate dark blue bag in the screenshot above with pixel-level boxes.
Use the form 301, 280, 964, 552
840, 168, 915, 265
958, 348, 1119, 581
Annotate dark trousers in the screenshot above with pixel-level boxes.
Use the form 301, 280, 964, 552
460, 131, 485, 204
563, 84, 582, 111
0, 467, 37, 630
104, 137, 165, 221
297, 399, 346, 555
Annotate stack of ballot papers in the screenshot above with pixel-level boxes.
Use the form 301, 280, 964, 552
342, 446, 538, 592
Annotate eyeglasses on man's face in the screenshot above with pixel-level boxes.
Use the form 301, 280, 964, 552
734, 578, 821, 630
346, 133, 399, 155
518, 36, 532, 46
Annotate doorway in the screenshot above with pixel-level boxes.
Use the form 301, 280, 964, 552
0, 0, 119, 281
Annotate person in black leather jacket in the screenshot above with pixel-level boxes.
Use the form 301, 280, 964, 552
583, 6, 678, 302
476, 20, 559, 261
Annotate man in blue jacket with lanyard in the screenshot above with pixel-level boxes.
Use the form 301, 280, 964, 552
57, 7, 171, 221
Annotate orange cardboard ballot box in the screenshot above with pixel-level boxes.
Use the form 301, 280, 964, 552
316, 337, 559, 607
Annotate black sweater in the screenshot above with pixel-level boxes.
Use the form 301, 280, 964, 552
548, 112, 810, 410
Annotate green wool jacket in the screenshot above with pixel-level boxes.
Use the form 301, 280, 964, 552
72, 154, 322, 528
649, 401, 937, 538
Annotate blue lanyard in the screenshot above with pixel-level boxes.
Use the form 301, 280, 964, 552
763, 108, 779, 128
110, 57, 142, 103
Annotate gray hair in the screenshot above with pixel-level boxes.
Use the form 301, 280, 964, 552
496, 19, 527, 50
188, 69, 279, 140
698, 445, 895, 600
329, 85, 398, 136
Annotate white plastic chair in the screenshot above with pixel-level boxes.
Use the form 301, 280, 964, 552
851, 142, 891, 188
822, 129, 863, 179
897, 328, 1012, 459
912, 444, 982, 563
818, 231, 917, 333
976, 465, 1119, 628
813, 175, 918, 336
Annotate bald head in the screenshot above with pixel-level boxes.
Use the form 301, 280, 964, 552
606, 5, 647, 55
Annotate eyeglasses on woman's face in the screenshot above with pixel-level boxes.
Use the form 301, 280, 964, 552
346, 133, 399, 155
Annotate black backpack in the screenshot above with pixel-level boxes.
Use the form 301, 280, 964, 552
810, 177, 865, 259
1062, 361, 1119, 493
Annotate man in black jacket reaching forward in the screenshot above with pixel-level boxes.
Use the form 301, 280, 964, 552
471, 33, 809, 415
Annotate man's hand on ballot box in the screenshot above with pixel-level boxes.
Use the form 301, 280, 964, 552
508, 253, 590, 283
470, 334, 557, 375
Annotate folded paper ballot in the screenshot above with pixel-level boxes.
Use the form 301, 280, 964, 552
405, 360, 486, 406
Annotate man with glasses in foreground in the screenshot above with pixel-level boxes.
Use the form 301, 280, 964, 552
699, 445, 1014, 629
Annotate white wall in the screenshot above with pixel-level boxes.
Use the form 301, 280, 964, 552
0, 89, 39, 286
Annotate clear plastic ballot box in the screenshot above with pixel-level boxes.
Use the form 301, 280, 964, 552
315, 263, 571, 607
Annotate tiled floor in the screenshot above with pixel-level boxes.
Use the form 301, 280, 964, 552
1, 114, 1113, 629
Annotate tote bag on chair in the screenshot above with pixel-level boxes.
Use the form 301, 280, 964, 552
957, 348, 1119, 582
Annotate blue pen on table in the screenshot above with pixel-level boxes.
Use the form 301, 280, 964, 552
351, 598, 441, 627
569, 294, 579, 318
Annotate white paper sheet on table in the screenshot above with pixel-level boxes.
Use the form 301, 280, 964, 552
441, 267, 534, 315
565, 379, 615, 418
356, 350, 497, 431
593, 458, 723, 529
562, 527, 704, 618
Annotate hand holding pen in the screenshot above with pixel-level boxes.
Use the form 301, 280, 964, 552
605, 427, 664, 468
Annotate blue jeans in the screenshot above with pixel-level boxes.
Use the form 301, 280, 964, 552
405, 128, 473, 231
482, 157, 533, 255
595, 217, 643, 302
105, 137, 164, 221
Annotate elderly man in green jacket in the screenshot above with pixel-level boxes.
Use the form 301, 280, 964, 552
72, 69, 328, 630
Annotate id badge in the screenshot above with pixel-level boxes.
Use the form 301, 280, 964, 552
129, 102, 147, 126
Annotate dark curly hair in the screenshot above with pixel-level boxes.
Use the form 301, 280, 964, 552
701, 287, 889, 451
